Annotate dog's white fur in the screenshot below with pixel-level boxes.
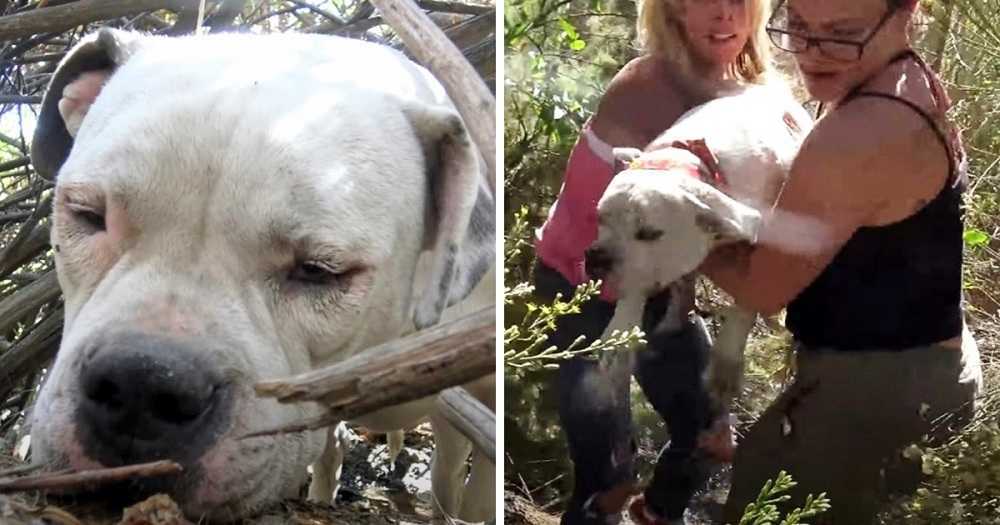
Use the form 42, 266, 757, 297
594, 84, 812, 406
29, 29, 494, 521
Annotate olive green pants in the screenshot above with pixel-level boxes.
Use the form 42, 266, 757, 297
723, 330, 982, 525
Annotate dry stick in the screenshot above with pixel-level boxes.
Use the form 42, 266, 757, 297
244, 306, 495, 438
0, 156, 29, 172
417, 1, 492, 15
11, 51, 64, 64
436, 386, 495, 463
0, 95, 40, 104
0, 462, 43, 479
0, 224, 50, 279
0, 461, 182, 494
369, 0, 495, 195
0, 271, 61, 336
0, 309, 63, 403
0, 0, 201, 41
0, 193, 52, 279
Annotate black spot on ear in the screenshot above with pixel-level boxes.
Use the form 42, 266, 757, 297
434, 243, 458, 318
467, 187, 494, 244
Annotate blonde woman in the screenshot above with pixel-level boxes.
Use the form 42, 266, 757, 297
532, 1, 775, 523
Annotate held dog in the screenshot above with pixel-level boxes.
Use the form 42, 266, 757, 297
586, 84, 812, 419
28, 29, 495, 521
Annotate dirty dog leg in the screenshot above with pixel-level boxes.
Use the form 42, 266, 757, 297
705, 305, 756, 409
429, 411, 474, 517
308, 423, 349, 503
458, 449, 495, 521
387, 429, 405, 465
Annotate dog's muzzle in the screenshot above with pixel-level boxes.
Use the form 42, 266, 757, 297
75, 332, 233, 468
584, 246, 614, 280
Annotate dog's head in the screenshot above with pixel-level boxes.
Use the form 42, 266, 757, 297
29, 29, 493, 519
586, 170, 759, 298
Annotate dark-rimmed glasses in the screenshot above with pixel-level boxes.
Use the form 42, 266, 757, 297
766, 1, 895, 61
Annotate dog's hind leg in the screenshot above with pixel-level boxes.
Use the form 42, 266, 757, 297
308, 422, 349, 504
429, 411, 473, 518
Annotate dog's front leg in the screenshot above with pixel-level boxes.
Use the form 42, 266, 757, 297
598, 295, 646, 394
429, 410, 474, 518
705, 305, 756, 409
458, 449, 495, 521
308, 422, 350, 504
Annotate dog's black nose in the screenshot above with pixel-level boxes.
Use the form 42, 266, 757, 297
584, 246, 613, 280
77, 333, 231, 466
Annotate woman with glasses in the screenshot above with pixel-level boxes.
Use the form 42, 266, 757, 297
700, 0, 983, 522
532, 1, 778, 524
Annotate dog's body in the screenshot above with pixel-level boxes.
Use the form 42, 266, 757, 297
29, 30, 494, 521
587, 84, 812, 412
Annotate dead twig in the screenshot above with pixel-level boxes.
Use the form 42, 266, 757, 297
370, 0, 496, 195
0, 0, 201, 41
244, 305, 495, 438
0, 460, 182, 494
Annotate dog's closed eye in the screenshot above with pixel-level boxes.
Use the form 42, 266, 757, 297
635, 227, 664, 242
287, 259, 364, 288
66, 202, 106, 233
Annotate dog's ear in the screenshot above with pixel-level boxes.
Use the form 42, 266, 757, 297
31, 28, 143, 181
684, 187, 761, 245
404, 103, 495, 330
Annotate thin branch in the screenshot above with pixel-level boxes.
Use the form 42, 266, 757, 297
0, 96, 40, 104
284, 0, 345, 26
0, 460, 182, 494
243, 306, 494, 438
0, 0, 201, 41
370, 0, 496, 194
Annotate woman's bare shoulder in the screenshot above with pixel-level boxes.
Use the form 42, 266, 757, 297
590, 55, 690, 148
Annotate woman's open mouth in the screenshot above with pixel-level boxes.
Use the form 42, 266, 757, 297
708, 33, 738, 44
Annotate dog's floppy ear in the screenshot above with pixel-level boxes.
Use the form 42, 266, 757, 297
404, 103, 495, 330
31, 28, 143, 181
684, 186, 761, 245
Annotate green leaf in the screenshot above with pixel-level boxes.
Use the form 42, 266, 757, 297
963, 229, 990, 247
570, 39, 587, 51
558, 17, 579, 40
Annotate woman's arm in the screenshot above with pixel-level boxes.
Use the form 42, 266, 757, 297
701, 96, 951, 315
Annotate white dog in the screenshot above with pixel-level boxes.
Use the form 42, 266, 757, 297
28, 29, 495, 522
587, 84, 812, 415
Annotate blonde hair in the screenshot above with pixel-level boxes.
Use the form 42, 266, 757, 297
636, 0, 773, 84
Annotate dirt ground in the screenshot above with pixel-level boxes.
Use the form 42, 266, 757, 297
0, 424, 441, 524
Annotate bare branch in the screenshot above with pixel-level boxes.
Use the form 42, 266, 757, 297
0, 96, 40, 104
0, 460, 182, 494
0, 271, 60, 337
370, 0, 496, 195
0, 157, 29, 172
0, 0, 201, 41
244, 306, 494, 438
417, 1, 491, 15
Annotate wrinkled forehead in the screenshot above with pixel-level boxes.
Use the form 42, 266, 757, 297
58, 69, 426, 257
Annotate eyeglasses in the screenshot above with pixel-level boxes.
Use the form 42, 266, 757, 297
766, 1, 895, 61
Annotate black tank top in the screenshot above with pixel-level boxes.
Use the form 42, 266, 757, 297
784, 50, 967, 351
